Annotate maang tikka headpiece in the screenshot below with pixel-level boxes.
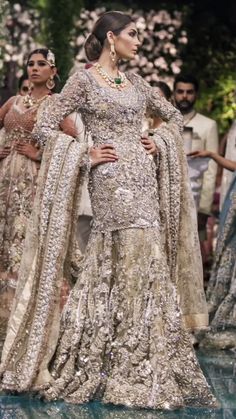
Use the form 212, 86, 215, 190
46, 50, 56, 67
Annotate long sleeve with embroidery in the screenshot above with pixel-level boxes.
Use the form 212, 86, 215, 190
130, 73, 183, 133
33, 71, 88, 147
146, 89, 183, 134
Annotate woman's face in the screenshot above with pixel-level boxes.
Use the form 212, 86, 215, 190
113, 23, 141, 60
27, 53, 56, 86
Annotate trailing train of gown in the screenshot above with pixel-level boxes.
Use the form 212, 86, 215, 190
0, 69, 217, 409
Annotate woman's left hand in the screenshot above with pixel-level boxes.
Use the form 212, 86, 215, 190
187, 150, 212, 158
141, 137, 158, 156
14, 141, 40, 161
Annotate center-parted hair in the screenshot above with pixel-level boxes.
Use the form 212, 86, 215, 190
27, 48, 55, 66
84, 11, 134, 62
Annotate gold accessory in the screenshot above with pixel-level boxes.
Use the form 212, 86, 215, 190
23, 93, 50, 109
94, 62, 127, 90
109, 44, 116, 63
46, 76, 55, 90
46, 50, 56, 67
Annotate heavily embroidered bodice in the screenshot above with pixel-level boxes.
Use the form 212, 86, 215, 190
35, 69, 183, 232
4, 97, 39, 146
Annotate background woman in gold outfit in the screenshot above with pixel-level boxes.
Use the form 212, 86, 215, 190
0, 48, 76, 355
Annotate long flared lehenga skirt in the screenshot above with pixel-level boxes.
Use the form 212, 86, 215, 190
44, 227, 217, 409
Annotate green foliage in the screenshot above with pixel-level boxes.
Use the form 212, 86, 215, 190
30, 0, 47, 7
44, 0, 83, 86
196, 74, 236, 135
180, 3, 236, 134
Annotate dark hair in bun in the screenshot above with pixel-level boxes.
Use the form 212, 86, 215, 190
84, 11, 134, 62
84, 33, 103, 62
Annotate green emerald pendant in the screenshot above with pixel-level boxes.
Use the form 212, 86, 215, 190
114, 77, 122, 85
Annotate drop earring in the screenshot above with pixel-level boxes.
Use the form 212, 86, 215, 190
110, 44, 116, 62
46, 76, 55, 90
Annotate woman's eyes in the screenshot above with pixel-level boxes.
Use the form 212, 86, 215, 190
129, 31, 139, 40
28, 61, 47, 66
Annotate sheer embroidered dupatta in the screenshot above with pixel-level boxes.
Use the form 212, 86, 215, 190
153, 125, 208, 331
0, 132, 87, 391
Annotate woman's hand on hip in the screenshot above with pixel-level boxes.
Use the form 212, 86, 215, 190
14, 141, 40, 161
89, 144, 118, 168
0, 146, 11, 160
141, 137, 158, 156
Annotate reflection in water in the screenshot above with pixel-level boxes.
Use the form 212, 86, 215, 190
0, 350, 235, 419
0, 401, 223, 419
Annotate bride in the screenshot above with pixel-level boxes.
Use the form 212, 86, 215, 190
0, 11, 217, 410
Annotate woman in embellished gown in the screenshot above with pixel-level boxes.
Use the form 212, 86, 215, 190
0, 48, 78, 355
190, 149, 236, 349
0, 12, 218, 409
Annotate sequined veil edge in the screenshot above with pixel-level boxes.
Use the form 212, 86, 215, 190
0, 131, 87, 390
153, 124, 208, 330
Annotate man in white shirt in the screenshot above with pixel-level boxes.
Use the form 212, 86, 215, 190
173, 74, 219, 245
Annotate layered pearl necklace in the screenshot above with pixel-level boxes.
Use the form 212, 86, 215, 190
94, 62, 127, 90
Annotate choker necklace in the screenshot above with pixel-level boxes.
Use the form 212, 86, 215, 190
23, 93, 51, 109
94, 62, 127, 90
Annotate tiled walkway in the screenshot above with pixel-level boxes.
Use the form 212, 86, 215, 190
0, 349, 235, 418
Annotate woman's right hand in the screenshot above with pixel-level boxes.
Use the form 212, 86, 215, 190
89, 144, 118, 168
0, 146, 11, 160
